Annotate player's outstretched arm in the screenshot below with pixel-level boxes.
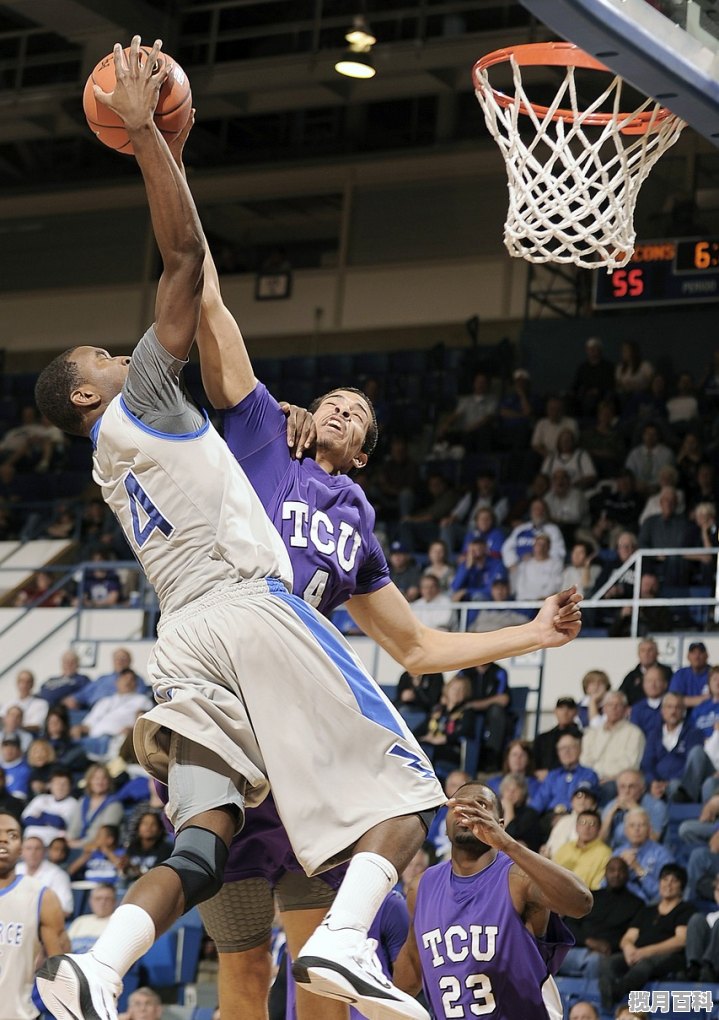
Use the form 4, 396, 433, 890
39, 888, 70, 956
95, 36, 204, 361
450, 798, 593, 920
346, 584, 582, 674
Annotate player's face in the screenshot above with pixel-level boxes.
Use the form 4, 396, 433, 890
447, 786, 500, 854
71, 346, 131, 407
313, 390, 371, 472
0, 815, 22, 876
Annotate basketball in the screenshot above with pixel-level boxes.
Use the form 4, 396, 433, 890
83, 46, 192, 155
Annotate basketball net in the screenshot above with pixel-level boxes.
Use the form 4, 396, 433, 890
473, 44, 686, 270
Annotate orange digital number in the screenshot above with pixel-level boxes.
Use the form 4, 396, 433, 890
695, 241, 711, 270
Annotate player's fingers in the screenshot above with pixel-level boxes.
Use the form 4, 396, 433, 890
112, 42, 127, 80
128, 34, 141, 75
93, 84, 113, 106
299, 417, 317, 454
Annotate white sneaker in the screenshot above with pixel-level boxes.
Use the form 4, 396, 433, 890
35, 952, 122, 1020
293, 927, 429, 1020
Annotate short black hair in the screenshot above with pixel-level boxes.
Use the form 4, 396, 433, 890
578, 809, 601, 823
35, 348, 85, 436
309, 387, 378, 458
659, 862, 687, 890
49, 766, 72, 782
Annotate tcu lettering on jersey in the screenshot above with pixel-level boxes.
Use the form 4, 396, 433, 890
282, 501, 362, 571
421, 925, 498, 967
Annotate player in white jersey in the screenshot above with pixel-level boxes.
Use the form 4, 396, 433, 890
33, 36, 448, 1020
0, 813, 68, 1020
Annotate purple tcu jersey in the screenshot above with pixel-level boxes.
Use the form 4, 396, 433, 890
223, 383, 390, 614
413, 853, 572, 1020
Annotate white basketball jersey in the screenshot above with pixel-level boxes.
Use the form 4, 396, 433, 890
92, 395, 293, 615
0, 875, 43, 1020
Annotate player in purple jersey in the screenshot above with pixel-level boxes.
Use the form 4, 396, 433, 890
394, 782, 593, 1020
171, 117, 584, 1020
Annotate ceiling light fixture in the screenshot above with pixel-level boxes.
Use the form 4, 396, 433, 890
335, 14, 377, 79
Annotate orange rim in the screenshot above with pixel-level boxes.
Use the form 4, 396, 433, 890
472, 41, 675, 135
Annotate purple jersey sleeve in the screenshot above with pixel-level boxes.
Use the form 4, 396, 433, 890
222, 382, 293, 508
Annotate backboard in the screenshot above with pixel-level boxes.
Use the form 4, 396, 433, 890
520, 0, 719, 145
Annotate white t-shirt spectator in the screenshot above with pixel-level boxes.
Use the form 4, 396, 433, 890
15, 858, 73, 915
82, 692, 152, 738
22, 792, 78, 845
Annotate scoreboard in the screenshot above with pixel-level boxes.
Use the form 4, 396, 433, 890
592, 238, 719, 309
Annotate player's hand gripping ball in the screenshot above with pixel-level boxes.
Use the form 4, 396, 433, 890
83, 44, 192, 155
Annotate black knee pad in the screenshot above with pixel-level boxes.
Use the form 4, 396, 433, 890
418, 808, 437, 834
160, 826, 228, 911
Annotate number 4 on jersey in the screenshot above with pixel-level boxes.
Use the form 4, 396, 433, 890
124, 472, 174, 548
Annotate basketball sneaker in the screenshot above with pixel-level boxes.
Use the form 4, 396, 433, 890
35, 952, 122, 1020
293, 924, 429, 1020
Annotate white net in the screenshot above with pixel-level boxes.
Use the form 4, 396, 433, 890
474, 54, 686, 269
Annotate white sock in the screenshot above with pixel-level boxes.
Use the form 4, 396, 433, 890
89, 904, 156, 979
324, 852, 398, 937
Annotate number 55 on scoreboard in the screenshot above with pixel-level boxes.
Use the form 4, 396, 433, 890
593, 237, 719, 309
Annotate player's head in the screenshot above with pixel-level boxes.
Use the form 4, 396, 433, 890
447, 781, 502, 857
309, 387, 378, 473
35, 346, 131, 436
0, 813, 22, 877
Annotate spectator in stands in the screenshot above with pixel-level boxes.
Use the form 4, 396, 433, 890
16, 833, 73, 916
121, 811, 173, 890
14, 569, 70, 608
531, 395, 578, 459
399, 472, 457, 551
450, 536, 505, 619
513, 533, 564, 602
615, 340, 654, 396
691, 501, 719, 585
421, 540, 455, 592
0, 669, 48, 733
38, 649, 90, 708
27, 738, 56, 795
608, 573, 675, 639
70, 669, 152, 760
592, 473, 643, 547
78, 549, 123, 608
21, 765, 77, 845
394, 670, 444, 733
675, 666, 719, 802
568, 1004, 600, 1020
43, 705, 87, 776
687, 465, 718, 515
387, 541, 421, 602
0, 766, 23, 820
599, 769, 668, 850
120, 987, 163, 1020
417, 675, 475, 778
0, 705, 31, 753
598, 863, 692, 1011
47, 836, 70, 869
638, 485, 696, 585
555, 809, 612, 890
499, 773, 542, 852
573, 336, 616, 416
543, 783, 600, 860
620, 638, 672, 706
0, 405, 64, 474
615, 807, 673, 903
1, 734, 31, 800
629, 666, 669, 734
497, 368, 535, 450
542, 430, 597, 491
460, 507, 504, 560
686, 828, 719, 902
561, 856, 643, 980
486, 739, 540, 803
667, 372, 699, 429
638, 466, 686, 526
545, 469, 590, 544
640, 692, 702, 800
580, 691, 646, 796
501, 498, 566, 574
581, 398, 626, 480
456, 660, 511, 772
577, 669, 612, 729
670, 641, 711, 708
468, 577, 529, 633
373, 436, 419, 522
530, 734, 599, 816
437, 370, 498, 451
67, 764, 124, 849
625, 423, 674, 496
439, 470, 509, 552
534, 698, 582, 777
684, 873, 719, 981
72, 647, 148, 711
69, 823, 125, 885
409, 574, 455, 631
561, 541, 601, 597
67, 883, 117, 954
